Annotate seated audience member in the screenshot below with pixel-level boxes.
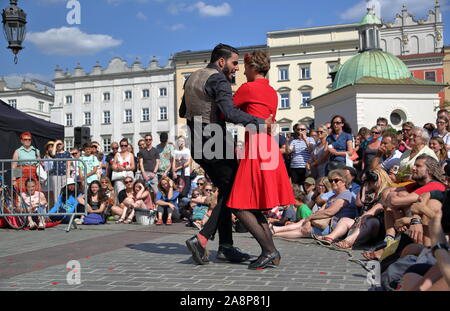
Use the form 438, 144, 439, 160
398, 127, 438, 180
371, 132, 402, 180
332, 168, 394, 250
292, 186, 312, 221
117, 180, 154, 224
21, 179, 47, 230
398, 122, 414, 153
429, 136, 449, 167
344, 166, 361, 199
401, 193, 450, 291
114, 176, 134, 217
76, 180, 107, 225
48, 178, 82, 223
271, 170, 357, 240
363, 155, 446, 260
303, 177, 316, 205
192, 190, 218, 230
186, 188, 203, 227
155, 177, 180, 225
269, 204, 297, 226
308, 177, 334, 211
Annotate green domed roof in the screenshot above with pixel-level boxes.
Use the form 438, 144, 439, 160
358, 11, 382, 26
332, 50, 412, 90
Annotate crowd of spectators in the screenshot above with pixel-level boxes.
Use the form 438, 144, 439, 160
8, 109, 450, 291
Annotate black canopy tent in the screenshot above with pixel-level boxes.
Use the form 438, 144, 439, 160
0, 99, 64, 184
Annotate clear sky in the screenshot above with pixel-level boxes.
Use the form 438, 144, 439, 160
0, 0, 448, 84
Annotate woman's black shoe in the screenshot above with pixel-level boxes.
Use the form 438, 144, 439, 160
248, 251, 281, 270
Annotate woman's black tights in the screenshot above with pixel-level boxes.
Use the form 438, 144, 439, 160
232, 209, 277, 255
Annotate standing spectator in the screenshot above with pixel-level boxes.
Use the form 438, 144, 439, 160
371, 132, 402, 179
91, 142, 107, 178
155, 177, 180, 225
324, 122, 332, 135
156, 132, 174, 181
399, 122, 415, 153
362, 126, 382, 173
105, 142, 119, 182
288, 124, 315, 187
49, 140, 71, 206
135, 139, 146, 181
429, 137, 449, 166
432, 116, 450, 157
78, 143, 100, 188
69, 147, 81, 182
437, 109, 449, 119
311, 125, 331, 179
376, 117, 389, 134
309, 129, 318, 143
111, 138, 135, 195
172, 136, 192, 198
138, 134, 160, 194
325, 115, 354, 173
41, 141, 55, 197
128, 145, 138, 175
12, 132, 41, 192
357, 127, 371, 153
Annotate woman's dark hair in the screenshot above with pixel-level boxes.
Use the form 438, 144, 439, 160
119, 138, 128, 145
331, 115, 352, 134
244, 50, 270, 76
210, 43, 239, 63
87, 181, 107, 204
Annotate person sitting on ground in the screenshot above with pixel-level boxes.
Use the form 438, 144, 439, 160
77, 180, 107, 225
271, 170, 356, 240
114, 176, 135, 218
308, 176, 334, 211
99, 176, 120, 220
344, 166, 361, 199
371, 131, 402, 181
292, 185, 312, 222
303, 177, 316, 206
184, 188, 202, 226
332, 168, 394, 250
20, 179, 48, 230
117, 180, 154, 224
192, 188, 217, 230
48, 178, 82, 224
363, 155, 446, 261
155, 176, 180, 225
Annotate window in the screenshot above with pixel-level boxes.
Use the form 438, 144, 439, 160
159, 88, 167, 97
278, 66, 289, 81
301, 91, 312, 108
299, 64, 311, 79
125, 90, 132, 100
425, 71, 436, 82
142, 89, 150, 98
280, 93, 290, 109
84, 94, 91, 103
103, 111, 111, 124
66, 113, 73, 126
65, 95, 72, 104
124, 109, 133, 123
102, 137, 112, 153
159, 107, 168, 120
65, 139, 73, 152
142, 108, 150, 121
39, 101, 44, 112
8, 99, 17, 109
84, 112, 91, 125
103, 92, 110, 101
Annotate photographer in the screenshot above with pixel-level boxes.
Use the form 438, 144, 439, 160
288, 124, 315, 187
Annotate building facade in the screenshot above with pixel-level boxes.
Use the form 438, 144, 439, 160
443, 45, 450, 104
0, 78, 54, 122
51, 57, 176, 153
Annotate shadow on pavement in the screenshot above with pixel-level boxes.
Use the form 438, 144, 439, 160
126, 243, 189, 255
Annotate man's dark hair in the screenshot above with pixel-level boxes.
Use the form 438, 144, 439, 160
381, 131, 399, 146
376, 117, 388, 125
83, 142, 92, 150
210, 43, 239, 64
416, 154, 445, 184
159, 132, 168, 143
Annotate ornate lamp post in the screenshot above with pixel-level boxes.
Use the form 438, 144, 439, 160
2, 0, 27, 64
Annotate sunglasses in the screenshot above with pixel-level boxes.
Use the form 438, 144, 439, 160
372, 131, 380, 135
317, 131, 324, 134
121, 144, 128, 147
145, 138, 152, 141
22, 138, 32, 141
328, 178, 342, 184
124, 180, 133, 184
204, 189, 213, 192
197, 182, 205, 186
71, 153, 78, 156
332, 121, 343, 125
299, 128, 307, 131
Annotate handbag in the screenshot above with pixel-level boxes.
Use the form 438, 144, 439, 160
311, 217, 332, 230
111, 170, 134, 182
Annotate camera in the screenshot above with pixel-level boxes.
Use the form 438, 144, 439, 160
365, 171, 378, 182
292, 132, 300, 139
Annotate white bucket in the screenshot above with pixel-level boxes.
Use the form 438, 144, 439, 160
135, 208, 155, 226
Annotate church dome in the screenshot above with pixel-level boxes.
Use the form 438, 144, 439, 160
331, 50, 412, 90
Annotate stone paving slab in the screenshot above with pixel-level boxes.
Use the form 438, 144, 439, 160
0, 223, 373, 291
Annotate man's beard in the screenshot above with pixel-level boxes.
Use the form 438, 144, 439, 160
222, 66, 233, 82
412, 173, 426, 183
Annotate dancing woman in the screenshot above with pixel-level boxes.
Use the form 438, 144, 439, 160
227, 50, 295, 269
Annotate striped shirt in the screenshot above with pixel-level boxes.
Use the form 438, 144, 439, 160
290, 138, 315, 168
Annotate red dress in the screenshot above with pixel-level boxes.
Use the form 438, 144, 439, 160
227, 79, 295, 210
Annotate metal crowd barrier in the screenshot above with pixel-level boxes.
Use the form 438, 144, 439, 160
0, 158, 88, 232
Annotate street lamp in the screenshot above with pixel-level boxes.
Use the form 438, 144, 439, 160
2, 0, 27, 64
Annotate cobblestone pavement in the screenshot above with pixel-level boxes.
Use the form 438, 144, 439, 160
0, 222, 374, 291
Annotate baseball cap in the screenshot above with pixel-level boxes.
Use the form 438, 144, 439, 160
304, 177, 316, 185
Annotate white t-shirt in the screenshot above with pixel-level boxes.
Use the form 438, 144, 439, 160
174, 148, 191, 176
399, 145, 438, 170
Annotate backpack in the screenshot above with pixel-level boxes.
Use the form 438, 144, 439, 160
83, 213, 105, 225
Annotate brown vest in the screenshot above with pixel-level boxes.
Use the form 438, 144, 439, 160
184, 67, 220, 124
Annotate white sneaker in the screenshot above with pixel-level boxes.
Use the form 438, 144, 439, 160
28, 221, 37, 230
74, 218, 83, 225
38, 221, 45, 230
192, 222, 202, 230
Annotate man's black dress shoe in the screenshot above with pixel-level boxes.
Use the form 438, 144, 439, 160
248, 251, 281, 270
216, 245, 251, 263
186, 236, 209, 265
